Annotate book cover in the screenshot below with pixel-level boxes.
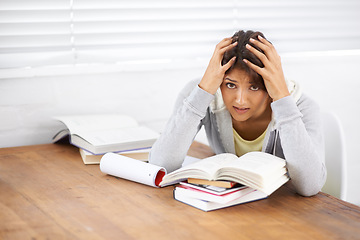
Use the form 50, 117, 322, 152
174, 187, 268, 211
79, 148, 149, 165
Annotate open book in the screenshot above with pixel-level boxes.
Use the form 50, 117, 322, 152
52, 114, 159, 155
160, 152, 289, 195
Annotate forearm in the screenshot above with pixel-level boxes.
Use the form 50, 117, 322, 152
149, 84, 214, 173
271, 96, 326, 196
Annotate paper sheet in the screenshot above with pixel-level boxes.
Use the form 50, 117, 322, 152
100, 152, 166, 187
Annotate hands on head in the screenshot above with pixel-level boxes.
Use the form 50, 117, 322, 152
199, 31, 289, 102
243, 35, 289, 101
198, 38, 238, 95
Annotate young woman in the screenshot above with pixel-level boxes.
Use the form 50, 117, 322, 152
149, 30, 327, 197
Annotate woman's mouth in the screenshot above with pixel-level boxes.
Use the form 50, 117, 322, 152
233, 106, 250, 114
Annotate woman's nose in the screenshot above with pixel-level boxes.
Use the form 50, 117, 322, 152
235, 89, 246, 104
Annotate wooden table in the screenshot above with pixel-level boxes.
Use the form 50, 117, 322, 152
1, 143, 360, 240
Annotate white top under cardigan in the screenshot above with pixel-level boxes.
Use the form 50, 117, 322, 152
149, 79, 327, 197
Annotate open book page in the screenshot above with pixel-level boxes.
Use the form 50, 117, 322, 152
218, 167, 288, 195
217, 152, 286, 182
261, 174, 289, 195
160, 153, 238, 185
76, 126, 159, 146
100, 153, 166, 187
216, 152, 288, 194
54, 114, 139, 134
221, 152, 286, 177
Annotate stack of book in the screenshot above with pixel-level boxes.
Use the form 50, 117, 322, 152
52, 114, 159, 164
160, 152, 290, 211
174, 181, 268, 211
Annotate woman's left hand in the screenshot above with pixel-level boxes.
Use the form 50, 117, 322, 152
243, 35, 289, 101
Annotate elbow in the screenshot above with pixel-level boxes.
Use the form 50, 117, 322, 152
288, 152, 327, 197
295, 185, 321, 197
292, 169, 327, 197
290, 178, 322, 196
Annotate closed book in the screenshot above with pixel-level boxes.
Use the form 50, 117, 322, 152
187, 178, 237, 188
79, 148, 149, 165
180, 182, 244, 195
174, 187, 268, 212
176, 183, 253, 204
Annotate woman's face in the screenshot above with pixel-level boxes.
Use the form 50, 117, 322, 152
220, 68, 272, 123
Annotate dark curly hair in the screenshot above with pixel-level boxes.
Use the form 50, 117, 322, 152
222, 30, 269, 91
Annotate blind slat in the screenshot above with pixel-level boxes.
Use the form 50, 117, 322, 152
0, 23, 71, 35
1, 0, 360, 76
0, 10, 70, 23
0, 51, 73, 68
0, 0, 69, 10
0, 35, 71, 48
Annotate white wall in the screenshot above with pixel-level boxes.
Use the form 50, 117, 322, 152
0, 68, 204, 146
0, 53, 359, 206
282, 53, 360, 206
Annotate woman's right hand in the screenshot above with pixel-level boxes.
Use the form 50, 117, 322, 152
198, 38, 237, 95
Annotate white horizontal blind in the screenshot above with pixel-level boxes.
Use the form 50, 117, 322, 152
0, 0, 360, 77
234, 0, 360, 53
70, 0, 237, 67
0, 0, 74, 70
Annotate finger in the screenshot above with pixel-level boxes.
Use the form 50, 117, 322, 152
246, 43, 269, 66
216, 37, 234, 50
219, 41, 238, 55
249, 37, 278, 61
243, 58, 264, 76
222, 56, 236, 71
257, 35, 273, 47
249, 38, 271, 54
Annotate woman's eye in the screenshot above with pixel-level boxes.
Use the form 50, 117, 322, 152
226, 83, 236, 89
250, 85, 259, 91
